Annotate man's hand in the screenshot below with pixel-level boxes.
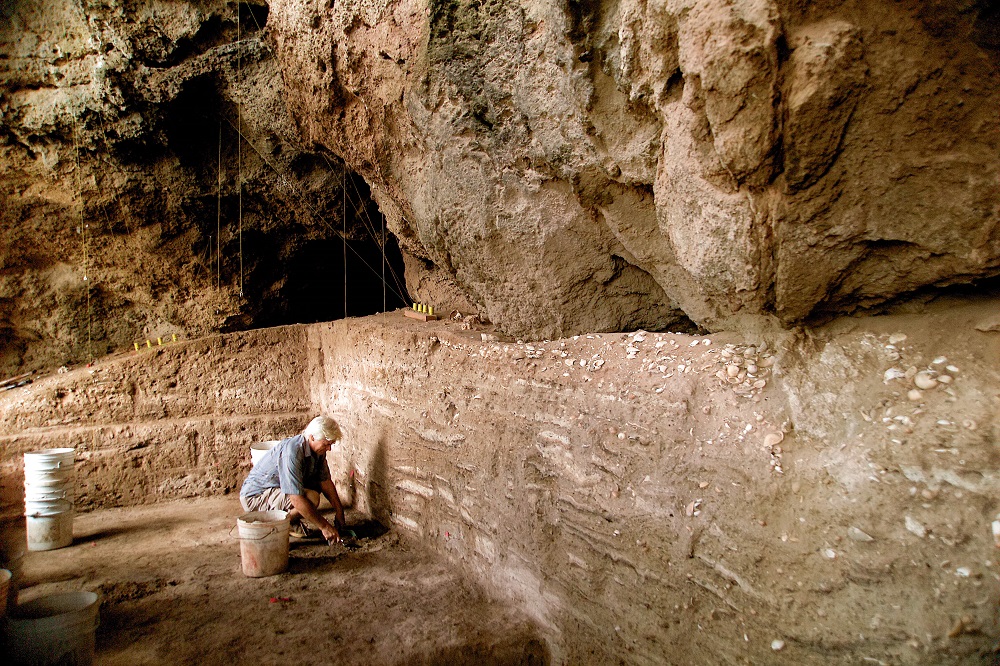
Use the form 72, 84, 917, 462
321, 523, 341, 545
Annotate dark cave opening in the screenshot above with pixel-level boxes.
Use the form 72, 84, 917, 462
249, 218, 411, 329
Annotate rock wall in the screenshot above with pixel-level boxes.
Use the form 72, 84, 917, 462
7, 312, 992, 662
0, 0, 404, 376
268, 0, 1000, 339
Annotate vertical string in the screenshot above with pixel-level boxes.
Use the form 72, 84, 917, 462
237, 5, 244, 297
382, 201, 386, 316
343, 169, 347, 319
216, 120, 222, 290
72, 118, 92, 363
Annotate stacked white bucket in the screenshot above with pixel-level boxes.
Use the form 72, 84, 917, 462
23, 448, 75, 551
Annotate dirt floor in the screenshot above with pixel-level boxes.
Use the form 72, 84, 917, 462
14, 497, 548, 665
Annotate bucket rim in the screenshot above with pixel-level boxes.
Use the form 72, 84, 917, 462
237, 509, 289, 526
25, 499, 73, 516
9, 590, 99, 621
23, 448, 75, 458
249, 440, 281, 451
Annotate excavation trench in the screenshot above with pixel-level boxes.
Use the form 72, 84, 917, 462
1, 303, 999, 664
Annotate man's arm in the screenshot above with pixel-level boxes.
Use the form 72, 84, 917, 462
288, 493, 340, 543
320, 479, 346, 532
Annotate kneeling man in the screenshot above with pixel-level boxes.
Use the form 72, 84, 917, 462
241, 416, 346, 544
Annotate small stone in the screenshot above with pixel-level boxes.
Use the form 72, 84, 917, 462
823, 548, 837, 559
771, 639, 785, 651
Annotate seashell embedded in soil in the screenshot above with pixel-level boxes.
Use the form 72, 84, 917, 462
726, 364, 740, 378
763, 432, 784, 448
848, 526, 875, 542
913, 372, 938, 390
889, 333, 907, 344
937, 374, 952, 384
746, 364, 758, 374
907, 389, 923, 402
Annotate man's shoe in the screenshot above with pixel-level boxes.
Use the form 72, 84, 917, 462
289, 522, 316, 539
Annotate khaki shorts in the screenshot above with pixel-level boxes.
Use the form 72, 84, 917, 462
240, 487, 321, 513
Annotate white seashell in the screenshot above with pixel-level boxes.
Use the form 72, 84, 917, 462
907, 389, 923, 402
716, 370, 727, 381
884, 368, 906, 382
753, 380, 766, 389
913, 372, 938, 390
746, 364, 758, 374
771, 640, 785, 652
763, 432, 784, 447
737, 370, 747, 381
727, 376, 741, 385
946, 365, 959, 373
905, 515, 927, 538
726, 365, 740, 378
847, 527, 874, 542
932, 356, 947, 365
904, 366, 918, 379
823, 548, 837, 560
937, 374, 952, 384
992, 520, 1000, 548
758, 341, 768, 353
889, 333, 907, 344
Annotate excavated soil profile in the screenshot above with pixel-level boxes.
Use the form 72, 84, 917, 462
2, 298, 1000, 665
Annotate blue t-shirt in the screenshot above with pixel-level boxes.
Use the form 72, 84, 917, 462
240, 434, 331, 498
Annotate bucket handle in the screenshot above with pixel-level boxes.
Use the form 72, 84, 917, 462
229, 525, 279, 540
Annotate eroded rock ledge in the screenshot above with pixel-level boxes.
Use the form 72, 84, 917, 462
269, 0, 1000, 338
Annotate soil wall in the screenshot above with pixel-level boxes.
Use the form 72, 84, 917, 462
1, 309, 999, 664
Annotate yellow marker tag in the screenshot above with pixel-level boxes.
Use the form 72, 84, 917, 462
413, 303, 418, 311
146, 340, 152, 348
428, 306, 434, 316
157, 337, 163, 346
172, 334, 178, 343
134, 342, 140, 352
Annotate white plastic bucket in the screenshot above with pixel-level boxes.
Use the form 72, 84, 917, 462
26, 500, 73, 552
23, 449, 75, 470
24, 486, 71, 502
5, 590, 100, 666
249, 440, 280, 466
236, 510, 290, 577
24, 467, 74, 485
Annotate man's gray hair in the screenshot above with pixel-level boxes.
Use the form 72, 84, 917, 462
304, 416, 342, 443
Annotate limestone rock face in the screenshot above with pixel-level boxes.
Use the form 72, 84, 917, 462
269, 0, 1000, 338
0, 0, 400, 374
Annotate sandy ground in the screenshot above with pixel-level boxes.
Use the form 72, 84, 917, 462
14, 497, 547, 665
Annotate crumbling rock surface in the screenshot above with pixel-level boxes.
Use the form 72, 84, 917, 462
269, 0, 1000, 339
0, 0, 405, 376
